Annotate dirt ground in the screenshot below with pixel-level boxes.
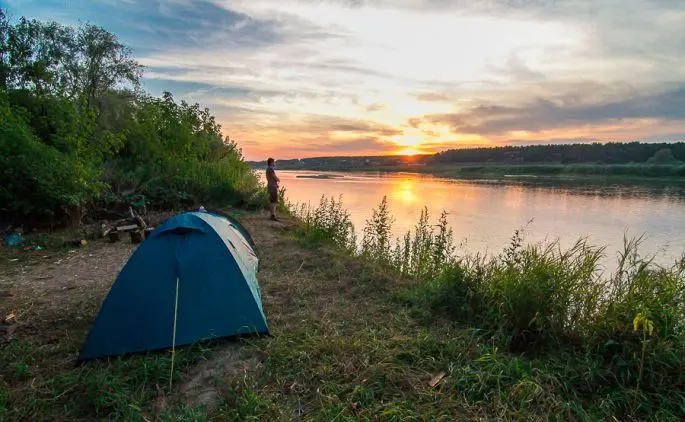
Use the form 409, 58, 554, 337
0, 239, 135, 348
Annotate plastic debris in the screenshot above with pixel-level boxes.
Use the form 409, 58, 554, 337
429, 371, 446, 388
3, 232, 24, 247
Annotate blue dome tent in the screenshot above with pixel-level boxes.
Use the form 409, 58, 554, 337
78, 212, 268, 361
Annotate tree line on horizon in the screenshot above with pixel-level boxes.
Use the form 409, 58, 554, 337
257, 141, 685, 168
432, 141, 685, 164
0, 10, 260, 229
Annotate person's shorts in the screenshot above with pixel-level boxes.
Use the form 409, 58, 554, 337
268, 186, 279, 204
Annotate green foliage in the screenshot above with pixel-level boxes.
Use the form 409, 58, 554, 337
109, 92, 259, 209
0, 93, 103, 214
0, 10, 260, 222
361, 196, 394, 263
647, 148, 681, 165
0, 12, 141, 99
482, 238, 607, 348
292, 195, 357, 251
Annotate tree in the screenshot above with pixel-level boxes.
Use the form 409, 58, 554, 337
0, 11, 142, 104
647, 148, 680, 165
71, 24, 143, 108
0, 9, 9, 90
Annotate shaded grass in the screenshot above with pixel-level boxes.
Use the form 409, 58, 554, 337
0, 337, 214, 421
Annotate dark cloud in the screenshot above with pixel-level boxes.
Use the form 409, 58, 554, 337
304, 115, 401, 137
307, 137, 395, 152
141, 79, 264, 98
487, 54, 546, 82
364, 103, 386, 112
407, 118, 422, 128
427, 86, 685, 135
7, 0, 284, 53
112, 1, 280, 52
415, 92, 450, 102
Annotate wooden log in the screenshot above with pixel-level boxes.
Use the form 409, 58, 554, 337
127, 206, 147, 229
130, 230, 144, 244
135, 213, 147, 229
116, 224, 139, 232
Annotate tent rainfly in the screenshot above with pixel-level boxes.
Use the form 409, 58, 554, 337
78, 212, 268, 361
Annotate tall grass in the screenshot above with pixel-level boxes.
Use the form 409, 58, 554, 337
291, 195, 357, 252
291, 195, 685, 419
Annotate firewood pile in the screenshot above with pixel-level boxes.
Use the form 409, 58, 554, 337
101, 206, 154, 244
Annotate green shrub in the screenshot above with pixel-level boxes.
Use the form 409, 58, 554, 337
484, 238, 606, 349
0, 94, 104, 215
291, 195, 356, 251
361, 196, 394, 264
396, 263, 485, 322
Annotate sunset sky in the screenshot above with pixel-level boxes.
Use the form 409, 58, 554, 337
3, 0, 685, 160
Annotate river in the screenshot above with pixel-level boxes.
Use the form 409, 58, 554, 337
268, 170, 685, 270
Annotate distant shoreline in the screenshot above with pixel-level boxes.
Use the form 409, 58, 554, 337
295, 174, 344, 179
254, 163, 685, 186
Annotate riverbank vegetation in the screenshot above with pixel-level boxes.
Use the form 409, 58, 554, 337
292, 196, 685, 419
0, 10, 262, 230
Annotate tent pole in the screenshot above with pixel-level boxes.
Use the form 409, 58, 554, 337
169, 276, 180, 391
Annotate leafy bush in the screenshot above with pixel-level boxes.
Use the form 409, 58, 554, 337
0, 93, 104, 215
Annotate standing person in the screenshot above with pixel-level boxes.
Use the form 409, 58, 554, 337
265, 157, 280, 221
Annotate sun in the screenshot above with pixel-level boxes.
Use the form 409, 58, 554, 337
396, 148, 421, 156
391, 133, 423, 148
391, 133, 424, 156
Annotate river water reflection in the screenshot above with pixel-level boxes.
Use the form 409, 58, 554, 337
268, 170, 685, 271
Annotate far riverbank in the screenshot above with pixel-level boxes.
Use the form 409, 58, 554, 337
252, 163, 685, 187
